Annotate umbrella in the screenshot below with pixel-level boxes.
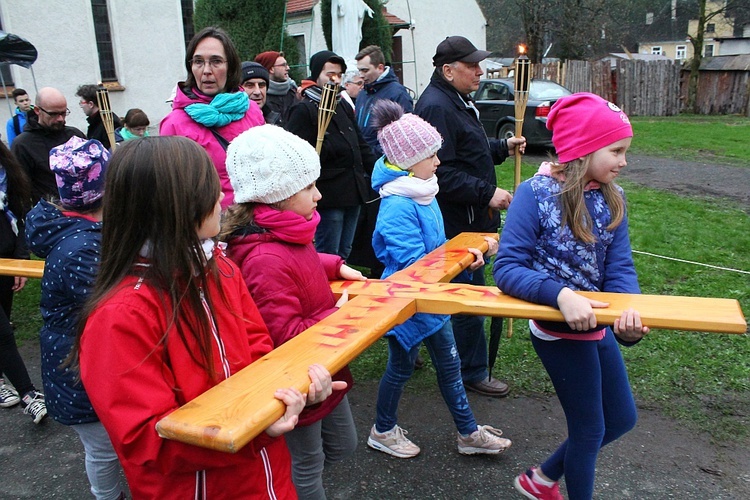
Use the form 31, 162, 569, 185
0, 31, 38, 115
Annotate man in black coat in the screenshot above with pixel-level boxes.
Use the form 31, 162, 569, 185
285, 50, 376, 260
11, 87, 85, 204
415, 36, 525, 397
75, 84, 121, 150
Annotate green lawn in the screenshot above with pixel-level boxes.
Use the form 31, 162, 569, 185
629, 115, 750, 167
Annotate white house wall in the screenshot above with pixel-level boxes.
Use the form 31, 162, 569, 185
386, 0, 488, 98
0, 0, 185, 141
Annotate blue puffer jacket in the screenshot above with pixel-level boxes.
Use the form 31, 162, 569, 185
371, 157, 449, 350
355, 67, 413, 155
25, 199, 101, 425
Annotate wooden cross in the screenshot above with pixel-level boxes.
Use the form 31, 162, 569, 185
152, 233, 746, 453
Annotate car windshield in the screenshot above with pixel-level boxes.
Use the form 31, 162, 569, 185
529, 81, 571, 100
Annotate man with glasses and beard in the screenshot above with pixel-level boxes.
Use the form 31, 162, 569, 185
11, 87, 85, 203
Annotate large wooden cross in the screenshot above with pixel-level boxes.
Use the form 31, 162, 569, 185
153, 233, 745, 453
2, 234, 745, 453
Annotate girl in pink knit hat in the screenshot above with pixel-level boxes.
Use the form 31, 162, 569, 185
493, 93, 650, 500
366, 100, 512, 459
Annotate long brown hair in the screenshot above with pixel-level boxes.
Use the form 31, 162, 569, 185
550, 156, 625, 243
0, 142, 31, 216
75, 136, 224, 378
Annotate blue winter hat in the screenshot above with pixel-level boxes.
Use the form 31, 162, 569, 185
49, 136, 110, 209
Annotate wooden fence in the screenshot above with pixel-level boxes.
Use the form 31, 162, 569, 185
501, 59, 748, 117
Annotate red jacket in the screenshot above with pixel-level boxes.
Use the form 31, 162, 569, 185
226, 214, 352, 426
80, 253, 296, 499
159, 85, 265, 209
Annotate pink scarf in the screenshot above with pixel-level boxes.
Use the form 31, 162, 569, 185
253, 204, 321, 245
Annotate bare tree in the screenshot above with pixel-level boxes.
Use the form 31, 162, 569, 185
687, 0, 749, 112
515, 0, 554, 63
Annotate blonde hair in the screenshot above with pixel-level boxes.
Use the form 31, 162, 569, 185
550, 156, 625, 244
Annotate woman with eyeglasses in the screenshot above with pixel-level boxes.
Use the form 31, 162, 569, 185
160, 26, 264, 209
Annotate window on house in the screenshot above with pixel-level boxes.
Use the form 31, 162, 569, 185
646, 13, 653, 25
181, 0, 195, 49
706, 23, 715, 33
676, 45, 687, 59
91, 0, 117, 81
651, 46, 662, 55
704, 44, 714, 57
292, 34, 306, 70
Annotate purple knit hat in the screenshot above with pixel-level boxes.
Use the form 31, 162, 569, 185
49, 136, 110, 209
376, 107, 442, 169
547, 92, 632, 163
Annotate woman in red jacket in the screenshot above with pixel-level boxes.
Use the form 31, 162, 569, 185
77, 136, 337, 499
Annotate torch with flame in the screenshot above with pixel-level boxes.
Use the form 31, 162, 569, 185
513, 44, 531, 189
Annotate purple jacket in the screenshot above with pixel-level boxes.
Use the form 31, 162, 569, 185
159, 85, 264, 208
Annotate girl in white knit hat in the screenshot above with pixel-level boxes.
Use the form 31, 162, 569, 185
223, 124, 365, 500
366, 100, 512, 459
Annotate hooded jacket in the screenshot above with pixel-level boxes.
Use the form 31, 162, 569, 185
80, 251, 296, 499
414, 70, 511, 237
159, 85, 265, 208
370, 158, 450, 350
355, 67, 413, 155
5, 107, 27, 146
10, 112, 85, 203
25, 199, 100, 424
226, 209, 352, 426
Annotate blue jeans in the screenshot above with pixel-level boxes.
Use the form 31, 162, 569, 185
314, 206, 361, 259
451, 265, 489, 384
375, 322, 477, 436
285, 396, 357, 500
72, 421, 125, 500
532, 330, 638, 500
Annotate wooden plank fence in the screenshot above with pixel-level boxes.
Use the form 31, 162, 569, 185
501, 58, 748, 116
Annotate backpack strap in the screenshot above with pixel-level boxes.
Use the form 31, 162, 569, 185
12, 114, 21, 136
209, 127, 230, 151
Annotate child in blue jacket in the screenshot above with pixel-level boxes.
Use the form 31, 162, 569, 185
26, 137, 125, 500
493, 93, 650, 500
366, 100, 511, 459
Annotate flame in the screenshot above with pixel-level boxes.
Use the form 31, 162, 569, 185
518, 44, 527, 55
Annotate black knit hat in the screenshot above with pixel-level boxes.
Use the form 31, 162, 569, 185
433, 36, 490, 66
241, 61, 269, 86
309, 51, 346, 81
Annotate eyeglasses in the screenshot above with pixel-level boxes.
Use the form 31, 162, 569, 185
274, 63, 290, 68
37, 107, 70, 118
345, 80, 364, 87
190, 57, 227, 69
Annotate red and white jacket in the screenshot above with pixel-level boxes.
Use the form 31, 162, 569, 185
80, 253, 296, 499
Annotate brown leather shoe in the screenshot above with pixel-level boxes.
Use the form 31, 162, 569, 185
465, 377, 510, 397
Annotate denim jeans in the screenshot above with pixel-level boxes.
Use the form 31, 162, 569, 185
375, 321, 477, 436
72, 421, 125, 500
532, 330, 638, 500
314, 206, 361, 259
285, 396, 357, 500
451, 265, 489, 384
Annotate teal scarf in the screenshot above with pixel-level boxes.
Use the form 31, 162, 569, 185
185, 91, 249, 128
121, 127, 149, 141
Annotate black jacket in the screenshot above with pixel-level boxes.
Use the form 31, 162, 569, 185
285, 93, 376, 208
415, 70, 511, 237
11, 113, 85, 204
86, 111, 122, 150
266, 87, 297, 128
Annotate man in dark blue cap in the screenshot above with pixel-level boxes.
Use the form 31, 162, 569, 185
415, 36, 526, 397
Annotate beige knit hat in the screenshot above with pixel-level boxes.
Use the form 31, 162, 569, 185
226, 125, 321, 204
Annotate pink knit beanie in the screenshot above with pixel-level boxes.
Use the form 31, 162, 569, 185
374, 101, 442, 169
547, 92, 632, 163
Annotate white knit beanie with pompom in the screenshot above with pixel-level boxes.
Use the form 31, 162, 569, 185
226, 125, 321, 204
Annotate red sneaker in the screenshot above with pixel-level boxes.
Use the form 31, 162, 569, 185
514, 468, 563, 500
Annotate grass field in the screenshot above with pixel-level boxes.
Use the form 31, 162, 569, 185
10, 116, 750, 441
